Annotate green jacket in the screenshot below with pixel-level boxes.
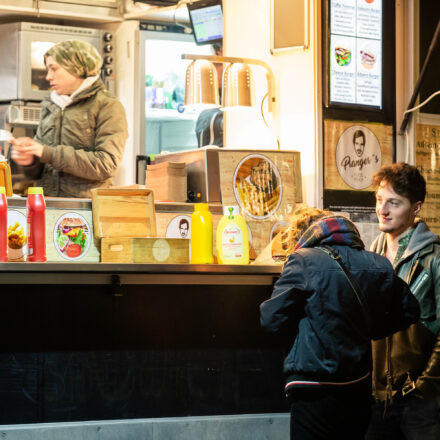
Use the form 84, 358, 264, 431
22, 79, 128, 198
371, 220, 440, 402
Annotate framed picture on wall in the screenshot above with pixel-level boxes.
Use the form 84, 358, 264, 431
323, 118, 393, 247
270, 0, 310, 54
324, 119, 393, 191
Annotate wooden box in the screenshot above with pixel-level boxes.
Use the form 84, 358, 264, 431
145, 161, 187, 202
100, 237, 189, 263
154, 202, 269, 260
91, 188, 156, 238
154, 202, 223, 255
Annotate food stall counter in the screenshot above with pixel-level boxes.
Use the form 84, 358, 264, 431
0, 261, 282, 286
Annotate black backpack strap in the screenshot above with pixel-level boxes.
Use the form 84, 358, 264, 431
316, 245, 372, 332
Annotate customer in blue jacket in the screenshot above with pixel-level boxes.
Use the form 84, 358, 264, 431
260, 207, 420, 440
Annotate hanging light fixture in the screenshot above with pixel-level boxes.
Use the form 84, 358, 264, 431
182, 53, 276, 115
184, 59, 220, 107
182, 53, 279, 149
222, 63, 255, 108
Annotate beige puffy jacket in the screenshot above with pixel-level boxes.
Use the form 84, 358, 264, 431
22, 79, 128, 198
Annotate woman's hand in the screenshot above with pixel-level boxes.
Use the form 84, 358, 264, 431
11, 137, 44, 166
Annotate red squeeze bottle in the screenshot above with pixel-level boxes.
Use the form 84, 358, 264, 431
0, 187, 7, 262
26, 187, 46, 262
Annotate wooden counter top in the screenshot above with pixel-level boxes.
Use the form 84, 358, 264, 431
0, 262, 282, 285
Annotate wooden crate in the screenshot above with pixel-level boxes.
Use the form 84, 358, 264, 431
101, 237, 189, 263
145, 161, 187, 202
154, 202, 223, 255
91, 188, 156, 239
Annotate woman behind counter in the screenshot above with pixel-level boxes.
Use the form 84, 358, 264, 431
11, 39, 128, 198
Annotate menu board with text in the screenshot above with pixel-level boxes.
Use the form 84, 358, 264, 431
329, 0, 382, 108
416, 123, 440, 235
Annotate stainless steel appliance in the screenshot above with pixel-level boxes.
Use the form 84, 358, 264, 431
154, 147, 303, 204
154, 147, 221, 202
0, 22, 116, 102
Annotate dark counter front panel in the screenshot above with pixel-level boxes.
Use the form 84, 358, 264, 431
0, 282, 288, 424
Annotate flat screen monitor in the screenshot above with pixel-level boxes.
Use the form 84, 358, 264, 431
187, 0, 223, 46
326, 0, 383, 110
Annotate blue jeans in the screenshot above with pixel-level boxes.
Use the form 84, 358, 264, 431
365, 395, 440, 440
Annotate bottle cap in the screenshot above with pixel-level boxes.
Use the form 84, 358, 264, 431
28, 187, 44, 195
0, 187, 5, 195
223, 205, 240, 216
194, 203, 209, 210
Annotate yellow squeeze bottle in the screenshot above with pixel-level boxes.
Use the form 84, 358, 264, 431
190, 203, 214, 264
216, 206, 249, 265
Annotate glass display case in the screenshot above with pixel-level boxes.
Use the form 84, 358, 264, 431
140, 26, 214, 155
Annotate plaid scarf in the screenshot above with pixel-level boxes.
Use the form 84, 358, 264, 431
293, 215, 364, 252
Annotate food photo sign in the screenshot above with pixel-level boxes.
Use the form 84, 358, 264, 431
6, 205, 99, 262
53, 213, 92, 260
324, 119, 393, 191
218, 150, 299, 257
329, 0, 382, 108
219, 151, 298, 221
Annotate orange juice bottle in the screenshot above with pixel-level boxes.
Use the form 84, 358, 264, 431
190, 203, 214, 264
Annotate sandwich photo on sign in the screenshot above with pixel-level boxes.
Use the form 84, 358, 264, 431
54, 213, 91, 260
360, 48, 376, 69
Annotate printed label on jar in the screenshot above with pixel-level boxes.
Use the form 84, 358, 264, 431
222, 223, 243, 260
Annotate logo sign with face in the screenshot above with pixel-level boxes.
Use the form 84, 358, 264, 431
335, 125, 382, 189
233, 154, 282, 220
166, 215, 191, 239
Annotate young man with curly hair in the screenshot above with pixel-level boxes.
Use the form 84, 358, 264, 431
366, 162, 440, 439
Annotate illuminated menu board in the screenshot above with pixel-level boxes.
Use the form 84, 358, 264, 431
329, 0, 382, 108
